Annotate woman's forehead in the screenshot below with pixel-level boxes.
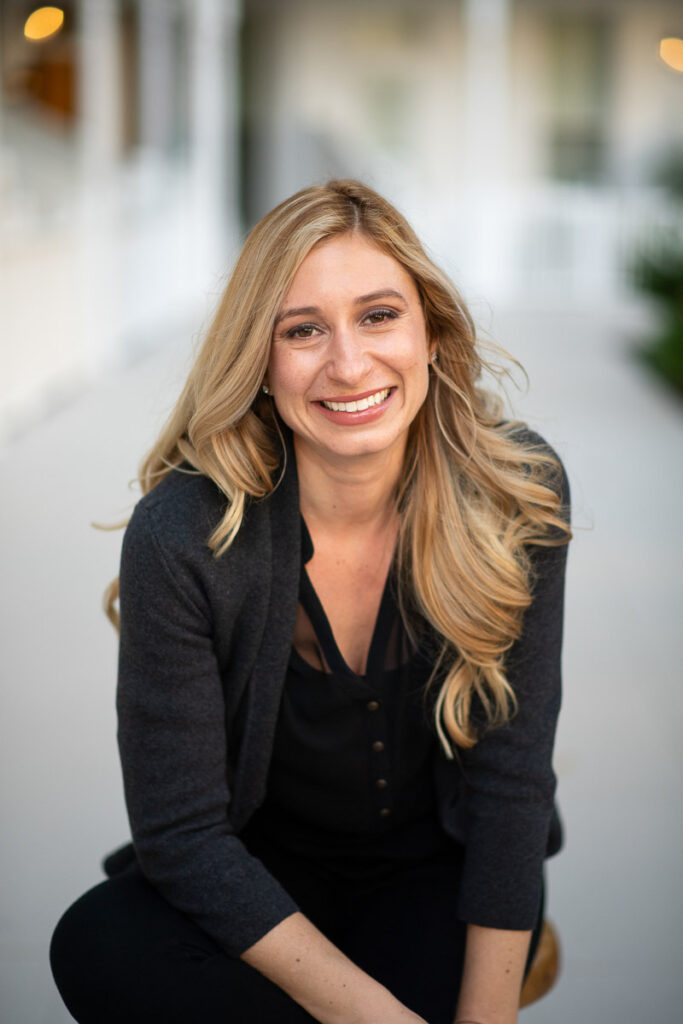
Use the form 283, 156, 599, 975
281, 233, 420, 309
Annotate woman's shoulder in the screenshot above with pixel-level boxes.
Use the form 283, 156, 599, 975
122, 452, 298, 573
137, 465, 226, 520
499, 419, 560, 456
497, 420, 570, 508
123, 467, 268, 576
119, 468, 276, 618
126, 466, 228, 552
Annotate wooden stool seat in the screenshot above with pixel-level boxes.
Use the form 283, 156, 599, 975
520, 919, 560, 1008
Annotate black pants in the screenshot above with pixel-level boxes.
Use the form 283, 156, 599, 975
50, 844, 543, 1024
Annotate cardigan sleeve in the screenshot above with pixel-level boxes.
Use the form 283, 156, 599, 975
116, 499, 299, 958
453, 451, 570, 931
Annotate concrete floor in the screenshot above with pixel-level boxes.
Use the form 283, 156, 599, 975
1, 303, 681, 1023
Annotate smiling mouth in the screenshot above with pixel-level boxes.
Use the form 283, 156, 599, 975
319, 388, 392, 413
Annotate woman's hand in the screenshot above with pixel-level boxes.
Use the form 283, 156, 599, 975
241, 911, 428, 1024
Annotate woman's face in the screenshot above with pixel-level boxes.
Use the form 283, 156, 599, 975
268, 232, 433, 468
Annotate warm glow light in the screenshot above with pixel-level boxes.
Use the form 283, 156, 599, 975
659, 37, 683, 72
24, 7, 64, 42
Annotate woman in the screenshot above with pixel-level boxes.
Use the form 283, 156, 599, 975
50, 180, 570, 1024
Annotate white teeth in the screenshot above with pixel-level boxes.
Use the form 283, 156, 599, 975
322, 388, 390, 412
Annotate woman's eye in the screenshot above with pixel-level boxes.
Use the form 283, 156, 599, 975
286, 323, 318, 340
364, 308, 397, 325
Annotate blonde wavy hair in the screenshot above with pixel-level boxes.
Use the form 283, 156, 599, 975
106, 179, 570, 753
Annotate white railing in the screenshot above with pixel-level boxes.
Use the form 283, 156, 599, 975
418, 183, 681, 308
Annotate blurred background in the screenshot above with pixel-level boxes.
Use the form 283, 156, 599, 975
1, 1, 682, 1021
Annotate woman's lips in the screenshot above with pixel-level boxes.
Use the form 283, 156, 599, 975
315, 387, 396, 425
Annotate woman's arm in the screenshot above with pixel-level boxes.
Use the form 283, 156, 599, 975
242, 913, 427, 1024
448, 442, 570, 1022
453, 925, 531, 1024
117, 492, 300, 955
452, 447, 570, 932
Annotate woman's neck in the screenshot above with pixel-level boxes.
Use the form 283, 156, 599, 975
293, 437, 404, 534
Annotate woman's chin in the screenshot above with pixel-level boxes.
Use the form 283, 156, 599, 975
294, 425, 408, 466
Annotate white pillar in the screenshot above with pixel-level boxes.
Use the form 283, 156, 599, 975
79, 0, 123, 175
461, 0, 511, 184
78, 0, 122, 374
460, 0, 513, 299
186, 0, 241, 289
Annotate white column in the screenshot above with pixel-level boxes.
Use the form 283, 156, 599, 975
79, 0, 122, 175
186, 0, 241, 289
78, 0, 122, 374
461, 0, 511, 184
460, 0, 513, 299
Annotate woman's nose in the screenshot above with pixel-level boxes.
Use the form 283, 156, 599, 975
326, 327, 372, 384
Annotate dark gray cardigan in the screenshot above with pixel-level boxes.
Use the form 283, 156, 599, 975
115, 432, 568, 957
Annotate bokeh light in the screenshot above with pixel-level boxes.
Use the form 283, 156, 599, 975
24, 6, 65, 43
659, 37, 683, 72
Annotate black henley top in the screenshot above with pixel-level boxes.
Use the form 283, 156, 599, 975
243, 522, 453, 871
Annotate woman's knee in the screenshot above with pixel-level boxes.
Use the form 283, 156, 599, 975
49, 875, 257, 1023
50, 884, 113, 1022
49, 872, 317, 1024
49, 872, 187, 1022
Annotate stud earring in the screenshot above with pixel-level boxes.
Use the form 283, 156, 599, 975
262, 384, 270, 395
431, 351, 439, 364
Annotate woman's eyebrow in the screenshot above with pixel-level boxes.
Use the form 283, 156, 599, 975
274, 305, 320, 326
275, 289, 406, 326
354, 288, 406, 305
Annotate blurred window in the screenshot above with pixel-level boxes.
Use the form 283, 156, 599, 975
135, 0, 189, 158
543, 11, 610, 183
